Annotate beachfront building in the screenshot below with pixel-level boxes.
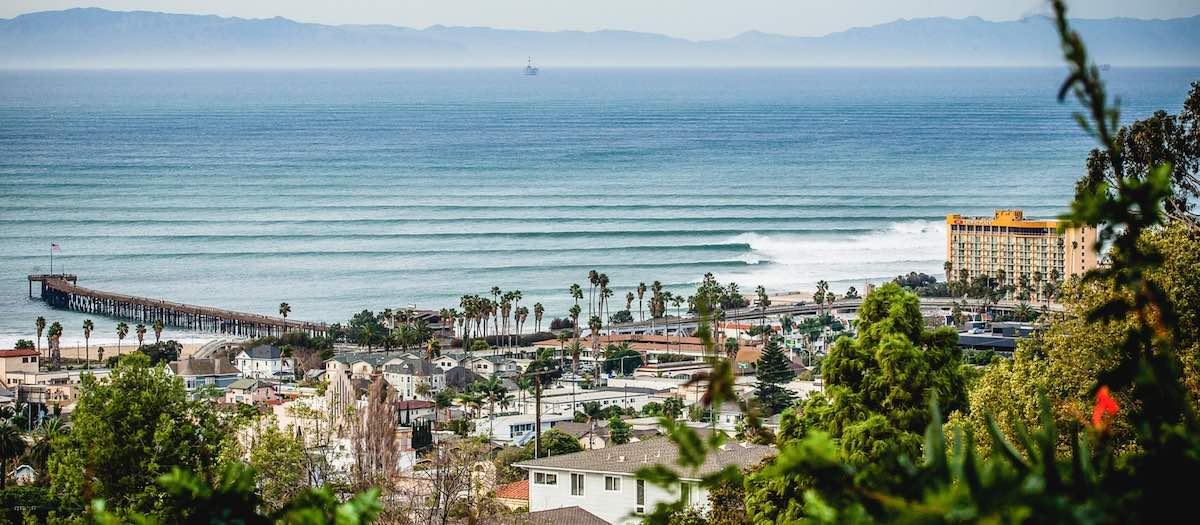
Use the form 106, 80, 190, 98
946, 209, 1097, 298
165, 357, 242, 391
0, 348, 40, 387
234, 345, 295, 380
516, 439, 775, 524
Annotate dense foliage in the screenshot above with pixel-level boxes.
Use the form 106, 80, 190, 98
752, 338, 796, 415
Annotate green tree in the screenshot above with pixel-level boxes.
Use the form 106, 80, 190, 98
0, 422, 26, 489
523, 428, 582, 458
13, 339, 34, 350
35, 316, 46, 359
116, 321, 129, 356
90, 462, 380, 525
152, 318, 165, 343
247, 422, 310, 510
48, 353, 226, 517
26, 417, 66, 481
82, 318, 94, 368
278, 302, 291, 332
602, 343, 642, 376
608, 415, 632, 445
752, 338, 796, 415
138, 340, 183, 365
759, 283, 965, 507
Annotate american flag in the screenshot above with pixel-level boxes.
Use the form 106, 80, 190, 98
51, 243, 61, 252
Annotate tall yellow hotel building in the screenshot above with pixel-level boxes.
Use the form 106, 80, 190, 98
946, 210, 1098, 297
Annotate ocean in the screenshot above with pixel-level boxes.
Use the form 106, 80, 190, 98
1, 67, 1196, 346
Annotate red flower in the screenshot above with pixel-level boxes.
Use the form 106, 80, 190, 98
1092, 385, 1119, 430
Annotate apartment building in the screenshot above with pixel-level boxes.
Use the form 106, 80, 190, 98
946, 210, 1097, 296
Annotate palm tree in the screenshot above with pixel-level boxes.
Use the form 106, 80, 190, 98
279, 302, 291, 332
116, 322, 129, 357
135, 323, 147, 347
47, 322, 63, 367
637, 282, 647, 322
152, 319, 164, 343
35, 316, 46, 360
82, 319, 94, 369
598, 273, 611, 325
755, 285, 771, 346
944, 261, 954, 283
1032, 270, 1045, 302
0, 422, 26, 489
670, 295, 685, 351
815, 280, 830, 316
587, 270, 599, 325
580, 402, 606, 449
568, 304, 582, 342
588, 315, 602, 354
515, 376, 532, 414
625, 291, 635, 315
566, 340, 584, 375
27, 417, 65, 479
533, 302, 545, 333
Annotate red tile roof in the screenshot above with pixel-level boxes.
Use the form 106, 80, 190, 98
0, 349, 39, 358
397, 400, 436, 410
495, 479, 529, 501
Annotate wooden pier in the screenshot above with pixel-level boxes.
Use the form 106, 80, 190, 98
29, 274, 327, 338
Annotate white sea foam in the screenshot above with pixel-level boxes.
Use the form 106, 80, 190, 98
719, 220, 946, 293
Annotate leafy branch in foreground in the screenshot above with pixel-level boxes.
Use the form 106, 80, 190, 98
89, 463, 381, 525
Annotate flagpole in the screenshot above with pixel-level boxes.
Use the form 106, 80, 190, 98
50, 244, 53, 275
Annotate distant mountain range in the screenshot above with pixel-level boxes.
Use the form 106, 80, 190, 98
2, 8, 1198, 68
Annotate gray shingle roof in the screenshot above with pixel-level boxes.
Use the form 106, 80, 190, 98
514, 436, 774, 479
526, 507, 608, 525
168, 358, 240, 377
383, 358, 437, 376
242, 344, 283, 360
329, 353, 393, 367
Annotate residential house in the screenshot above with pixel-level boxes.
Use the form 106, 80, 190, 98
326, 353, 401, 379
516, 439, 775, 525
552, 421, 659, 450
382, 358, 445, 400
165, 357, 241, 391
0, 348, 40, 387
224, 378, 280, 405
396, 399, 440, 425
463, 355, 520, 377
444, 365, 482, 390
432, 352, 467, 372
474, 413, 575, 444
234, 345, 295, 380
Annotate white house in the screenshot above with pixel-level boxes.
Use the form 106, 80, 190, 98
432, 352, 467, 372
474, 413, 575, 444
165, 357, 241, 391
234, 345, 295, 380
515, 439, 775, 525
382, 358, 445, 400
463, 356, 519, 377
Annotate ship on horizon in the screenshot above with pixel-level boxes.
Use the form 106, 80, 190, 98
524, 57, 539, 76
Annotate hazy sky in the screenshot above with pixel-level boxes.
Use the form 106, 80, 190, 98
4, 0, 1199, 39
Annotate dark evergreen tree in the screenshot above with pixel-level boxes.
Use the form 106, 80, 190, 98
753, 337, 796, 415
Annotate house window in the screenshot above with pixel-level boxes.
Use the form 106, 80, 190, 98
636, 479, 645, 514
534, 472, 557, 485
605, 476, 621, 491
571, 473, 585, 496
